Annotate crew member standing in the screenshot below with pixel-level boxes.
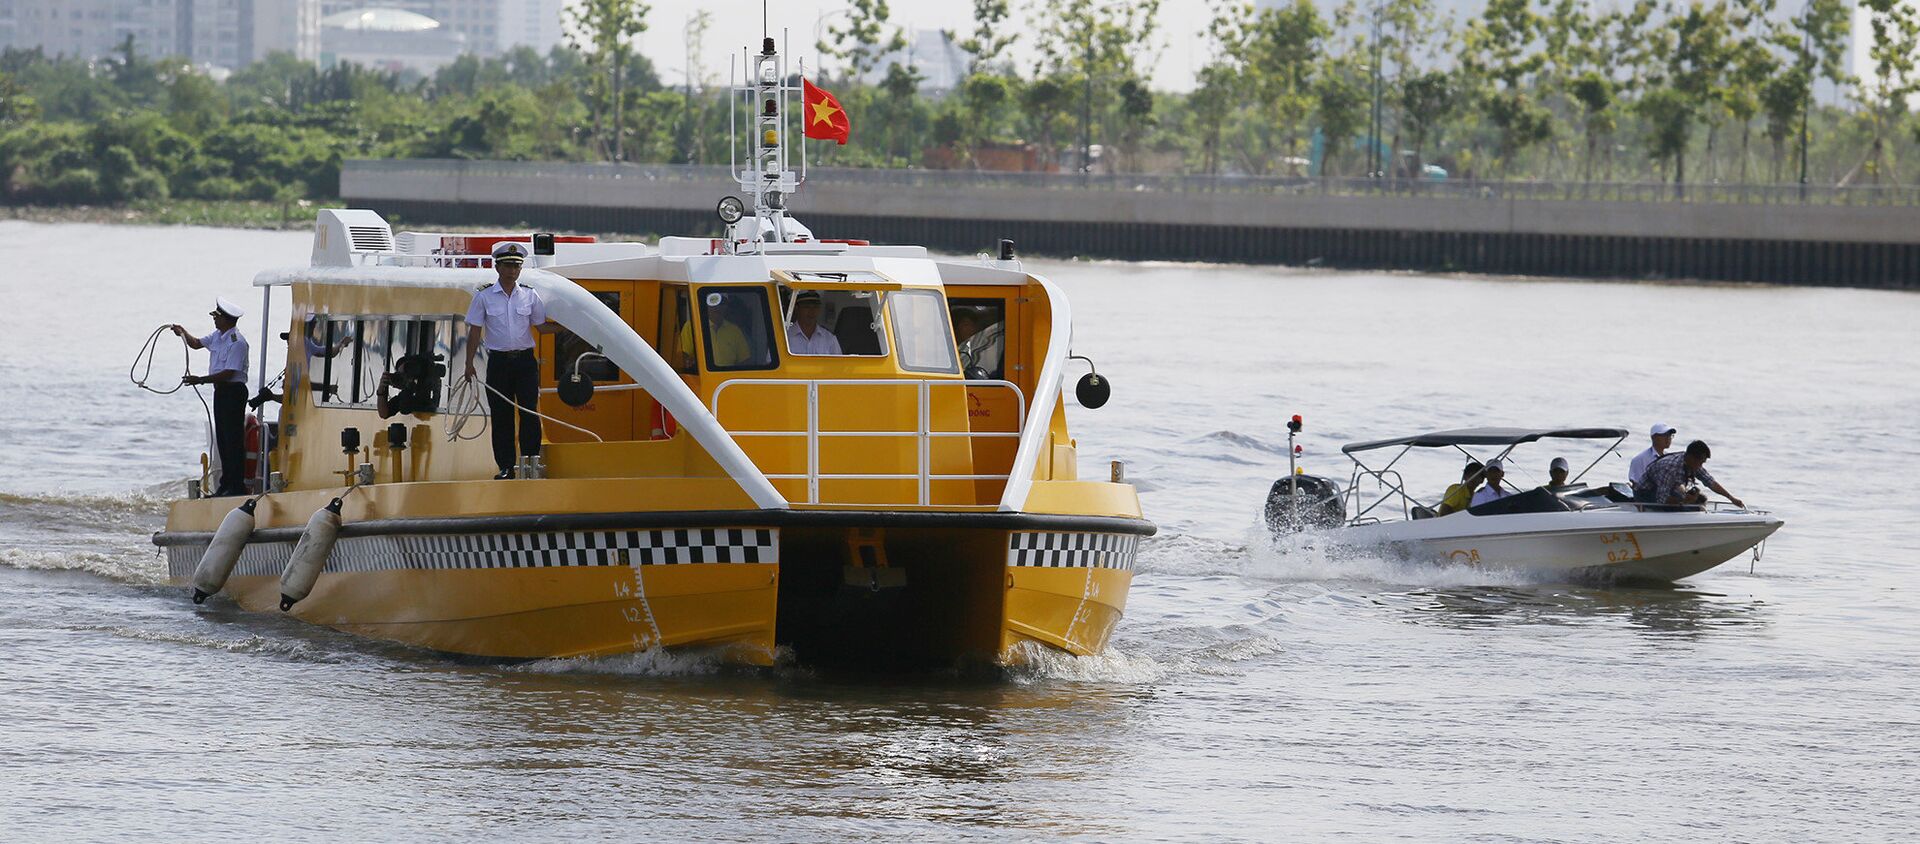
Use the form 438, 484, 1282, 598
171, 298, 251, 497
463, 241, 548, 479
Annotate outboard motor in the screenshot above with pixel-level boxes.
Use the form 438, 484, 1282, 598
1265, 474, 1346, 532
1264, 412, 1346, 532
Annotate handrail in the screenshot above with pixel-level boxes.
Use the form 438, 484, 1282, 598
710, 378, 1026, 506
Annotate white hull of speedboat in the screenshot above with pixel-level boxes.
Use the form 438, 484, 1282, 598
1337, 509, 1784, 583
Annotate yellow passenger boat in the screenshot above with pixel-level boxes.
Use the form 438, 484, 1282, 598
152, 38, 1152, 668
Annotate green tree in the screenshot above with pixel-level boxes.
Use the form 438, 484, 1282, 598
960, 0, 1017, 73
567, 0, 651, 161
1399, 70, 1455, 175
818, 0, 906, 83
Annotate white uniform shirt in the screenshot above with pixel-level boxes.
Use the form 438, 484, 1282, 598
786, 322, 843, 355
465, 282, 546, 351
1470, 485, 1512, 507
199, 328, 250, 383
1629, 446, 1664, 488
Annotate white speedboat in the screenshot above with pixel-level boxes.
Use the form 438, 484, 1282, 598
1265, 426, 1783, 583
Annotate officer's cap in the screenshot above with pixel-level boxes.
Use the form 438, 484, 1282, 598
491, 241, 529, 265
211, 297, 245, 319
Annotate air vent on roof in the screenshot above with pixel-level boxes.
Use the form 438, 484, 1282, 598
348, 225, 395, 252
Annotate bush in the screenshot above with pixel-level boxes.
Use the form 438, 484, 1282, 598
37, 167, 103, 203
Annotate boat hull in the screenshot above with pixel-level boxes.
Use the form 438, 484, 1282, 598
159, 515, 1147, 665
1337, 509, 1783, 584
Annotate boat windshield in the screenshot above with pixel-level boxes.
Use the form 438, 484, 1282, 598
889, 289, 959, 374
775, 286, 888, 356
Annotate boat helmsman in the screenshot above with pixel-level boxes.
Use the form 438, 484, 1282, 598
462, 241, 548, 479
170, 298, 251, 497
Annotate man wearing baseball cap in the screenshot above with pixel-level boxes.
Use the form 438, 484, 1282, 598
463, 241, 549, 479
1629, 423, 1677, 500
1547, 456, 1575, 491
1470, 459, 1514, 507
170, 298, 252, 496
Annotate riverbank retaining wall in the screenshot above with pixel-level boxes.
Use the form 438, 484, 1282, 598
341, 160, 1920, 289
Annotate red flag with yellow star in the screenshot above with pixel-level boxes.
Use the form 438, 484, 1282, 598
803, 78, 850, 145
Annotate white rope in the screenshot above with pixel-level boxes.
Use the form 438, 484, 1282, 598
130, 325, 217, 489
444, 372, 604, 444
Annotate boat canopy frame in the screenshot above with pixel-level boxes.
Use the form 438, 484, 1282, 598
1339, 427, 1630, 524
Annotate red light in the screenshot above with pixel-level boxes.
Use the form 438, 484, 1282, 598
1294, 445, 1303, 454
1291, 415, 1303, 424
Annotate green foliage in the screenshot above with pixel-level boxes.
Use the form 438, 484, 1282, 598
0, 0, 1909, 206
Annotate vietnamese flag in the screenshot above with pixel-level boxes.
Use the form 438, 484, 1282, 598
803, 79, 850, 145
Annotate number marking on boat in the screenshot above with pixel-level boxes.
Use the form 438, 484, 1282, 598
1600, 531, 1645, 563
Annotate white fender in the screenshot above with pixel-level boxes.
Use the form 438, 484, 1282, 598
190, 498, 258, 604
279, 498, 343, 611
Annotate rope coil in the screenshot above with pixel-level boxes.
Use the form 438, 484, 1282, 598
130, 325, 217, 489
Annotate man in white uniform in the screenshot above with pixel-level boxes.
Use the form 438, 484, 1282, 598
785, 290, 842, 355
1629, 423, 1677, 500
463, 242, 548, 479
171, 298, 251, 496
1470, 460, 1513, 507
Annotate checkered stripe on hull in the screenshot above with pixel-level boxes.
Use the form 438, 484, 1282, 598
165, 528, 779, 580
1006, 532, 1139, 571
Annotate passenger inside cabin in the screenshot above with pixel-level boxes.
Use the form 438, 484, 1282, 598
785, 291, 843, 355
952, 307, 1006, 379
1436, 460, 1484, 516
690, 291, 773, 369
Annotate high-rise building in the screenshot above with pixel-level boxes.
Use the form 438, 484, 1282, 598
495, 0, 562, 55
0, 0, 317, 68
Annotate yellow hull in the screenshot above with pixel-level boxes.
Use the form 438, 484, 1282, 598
159, 502, 1146, 666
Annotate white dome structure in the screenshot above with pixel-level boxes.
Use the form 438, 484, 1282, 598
320, 8, 444, 34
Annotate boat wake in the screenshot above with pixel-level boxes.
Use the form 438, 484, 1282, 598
513, 645, 795, 679
0, 483, 178, 585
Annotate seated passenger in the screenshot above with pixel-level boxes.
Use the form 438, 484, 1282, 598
1469, 460, 1514, 507
700, 297, 765, 368
1546, 456, 1575, 491
1644, 440, 1745, 508
1435, 460, 1484, 516
785, 291, 842, 355
960, 315, 1005, 379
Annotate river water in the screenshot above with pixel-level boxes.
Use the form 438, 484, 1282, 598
2, 221, 1916, 842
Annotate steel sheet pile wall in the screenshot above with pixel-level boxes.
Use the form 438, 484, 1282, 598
343, 160, 1920, 290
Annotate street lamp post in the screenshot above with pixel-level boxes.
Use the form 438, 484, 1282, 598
1799, 0, 1812, 202
1370, 0, 1385, 180
1083, 25, 1095, 174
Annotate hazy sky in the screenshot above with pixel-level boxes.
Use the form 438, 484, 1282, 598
632, 0, 1225, 92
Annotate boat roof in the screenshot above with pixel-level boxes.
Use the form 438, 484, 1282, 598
1342, 427, 1631, 454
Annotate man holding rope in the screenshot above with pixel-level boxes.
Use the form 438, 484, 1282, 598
463, 241, 549, 479
170, 298, 250, 497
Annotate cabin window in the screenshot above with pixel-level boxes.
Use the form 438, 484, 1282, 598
312, 317, 364, 407
697, 287, 778, 371
379, 318, 447, 415
312, 316, 455, 412
776, 286, 888, 356
659, 285, 696, 374
948, 298, 1007, 380
889, 289, 960, 374
554, 291, 623, 382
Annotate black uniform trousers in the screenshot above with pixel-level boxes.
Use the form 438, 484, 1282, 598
485, 349, 542, 474
212, 382, 249, 496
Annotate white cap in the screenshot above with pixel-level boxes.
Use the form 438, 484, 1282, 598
491, 241, 529, 262
212, 297, 245, 318
1550, 457, 1570, 471
1650, 423, 1676, 436
1485, 459, 1505, 472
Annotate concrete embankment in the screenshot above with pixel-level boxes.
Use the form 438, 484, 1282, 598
342, 160, 1920, 290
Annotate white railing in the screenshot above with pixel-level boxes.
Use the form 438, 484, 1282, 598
710, 379, 1026, 506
